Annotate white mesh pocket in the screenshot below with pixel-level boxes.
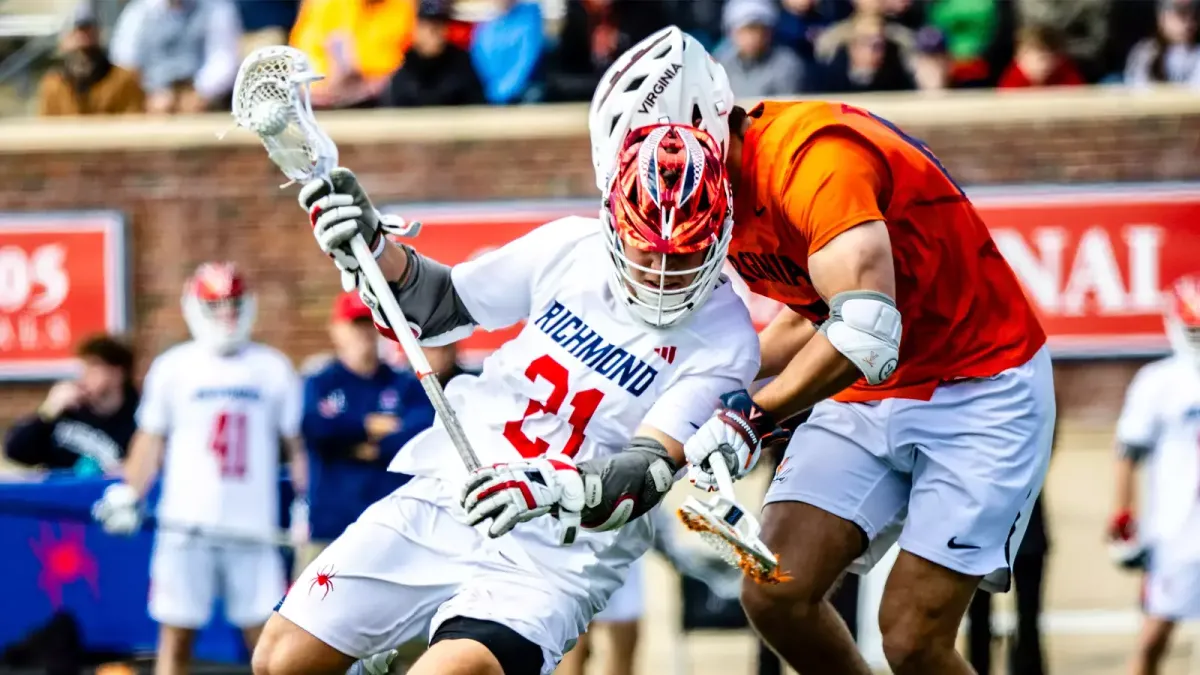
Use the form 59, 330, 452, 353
232, 46, 337, 183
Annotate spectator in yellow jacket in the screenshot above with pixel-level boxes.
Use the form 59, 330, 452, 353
289, 0, 416, 108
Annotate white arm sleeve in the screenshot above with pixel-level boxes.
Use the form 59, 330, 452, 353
1116, 364, 1162, 450
276, 356, 303, 439
450, 218, 590, 331
135, 352, 173, 435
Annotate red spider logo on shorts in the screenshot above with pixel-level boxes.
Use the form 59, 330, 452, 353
309, 565, 337, 599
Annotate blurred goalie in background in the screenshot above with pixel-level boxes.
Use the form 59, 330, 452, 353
1109, 273, 1200, 675
91, 262, 307, 675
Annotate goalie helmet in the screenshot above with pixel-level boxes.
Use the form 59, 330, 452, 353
588, 26, 735, 193
1166, 273, 1200, 366
603, 123, 733, 328
182, 262, 256, 355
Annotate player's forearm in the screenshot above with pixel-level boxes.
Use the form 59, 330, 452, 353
285, 437, 309, 496
376, 241, 409, 282
752, 333, 861, 420
1113, 454, 1138, 514
757, 308, 817, 380
122, 431, 164, 498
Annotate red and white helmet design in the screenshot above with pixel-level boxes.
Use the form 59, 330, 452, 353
602, 123, 733, 327
182, 262, 256, 354
1167, 273, 1200, 364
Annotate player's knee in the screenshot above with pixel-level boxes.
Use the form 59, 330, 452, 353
1138, 622, 1174, 661
740, 570, 826, 628
425, 617, 543, 675
878, 601, 955, 674
250, 633, 281, 675
251, 615, 349, 675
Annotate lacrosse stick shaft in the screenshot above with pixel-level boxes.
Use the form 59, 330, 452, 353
708, 451, 737, 497
348, 235, 482, 472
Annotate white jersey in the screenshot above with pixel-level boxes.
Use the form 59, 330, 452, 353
390, 216, 761, 480
1117, 355, 1200, 562
137, 341, 302, 536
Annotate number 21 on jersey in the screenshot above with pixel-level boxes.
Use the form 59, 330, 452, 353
503, 355, 605, 458
209, 411, 247, 478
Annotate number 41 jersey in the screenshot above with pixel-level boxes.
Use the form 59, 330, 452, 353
389, 217, 761, 481
137, 341, 302, 537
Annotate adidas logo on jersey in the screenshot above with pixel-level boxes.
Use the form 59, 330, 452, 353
533, 301, 659, 397
654, 346, 677, 364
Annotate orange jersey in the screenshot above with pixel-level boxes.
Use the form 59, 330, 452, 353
729, 101, 1046, 402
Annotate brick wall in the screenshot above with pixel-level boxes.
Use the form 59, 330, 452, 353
1, 91, 1198, 428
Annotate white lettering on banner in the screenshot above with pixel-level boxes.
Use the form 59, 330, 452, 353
992, 225, 1164, 317
993, 227, 1067, 311
0, 244, 70, 314
1062, 227, 1127, 315
0, 312, 71, 352
1125, 226, 1164, 312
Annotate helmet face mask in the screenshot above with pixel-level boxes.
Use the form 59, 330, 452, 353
182, 262, 256, 355
1167, 274, 1200, 367
602, 123, 733, 328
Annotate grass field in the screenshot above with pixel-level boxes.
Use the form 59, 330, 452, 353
567, 424, 1200, 675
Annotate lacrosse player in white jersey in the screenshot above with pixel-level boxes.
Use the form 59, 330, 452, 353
251, 123, 760, 675
1110, 273, 1200, 675
92, 262, 307, 675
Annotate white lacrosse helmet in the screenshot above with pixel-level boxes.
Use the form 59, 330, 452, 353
182, 262, 257, 355
1166, 273, 1200, 366
588, 26, 735, 193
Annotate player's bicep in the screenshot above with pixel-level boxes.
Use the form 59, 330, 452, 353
807, 219, 896, 301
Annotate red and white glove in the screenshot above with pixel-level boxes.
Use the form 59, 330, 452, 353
460, 455, 586, 542
1107, 509, 1148, 570
684, 390, 785, 491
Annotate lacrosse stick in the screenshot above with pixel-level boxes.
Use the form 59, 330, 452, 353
678, 452, 788, 584
230, 46, 480, 474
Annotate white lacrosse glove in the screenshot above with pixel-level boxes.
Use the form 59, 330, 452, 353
685, 390, 785, 491
298, 167, 421, 295
1107, 509, 1149, 570
91, 483, 143, 535
460, 454, 586, 542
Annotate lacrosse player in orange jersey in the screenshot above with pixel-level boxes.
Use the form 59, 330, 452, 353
591, 26, 1056, 675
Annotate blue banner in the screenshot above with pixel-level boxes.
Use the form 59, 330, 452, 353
0, 474, 295, 663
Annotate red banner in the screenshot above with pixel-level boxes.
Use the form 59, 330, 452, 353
385, 185, 1200, 361
0, 212, 129, 380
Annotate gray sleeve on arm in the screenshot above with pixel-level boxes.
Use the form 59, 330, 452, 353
389, 244, 477, 342
1117, 442, 1152, 463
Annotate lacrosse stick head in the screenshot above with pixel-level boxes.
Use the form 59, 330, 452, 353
232, 46, 337, 183
678, 493, 789, 584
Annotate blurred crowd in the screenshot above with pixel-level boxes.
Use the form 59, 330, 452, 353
36, 0, 1200, 117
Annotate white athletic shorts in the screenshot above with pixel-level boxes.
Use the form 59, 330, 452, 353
278, 476, 652, 674
765, 346, 1055, 593
149, 530, 286, 629
593, 557, 644, 623
1145, 556, 1200, 620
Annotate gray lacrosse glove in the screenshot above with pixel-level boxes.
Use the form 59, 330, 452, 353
298, 168, 421, 294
